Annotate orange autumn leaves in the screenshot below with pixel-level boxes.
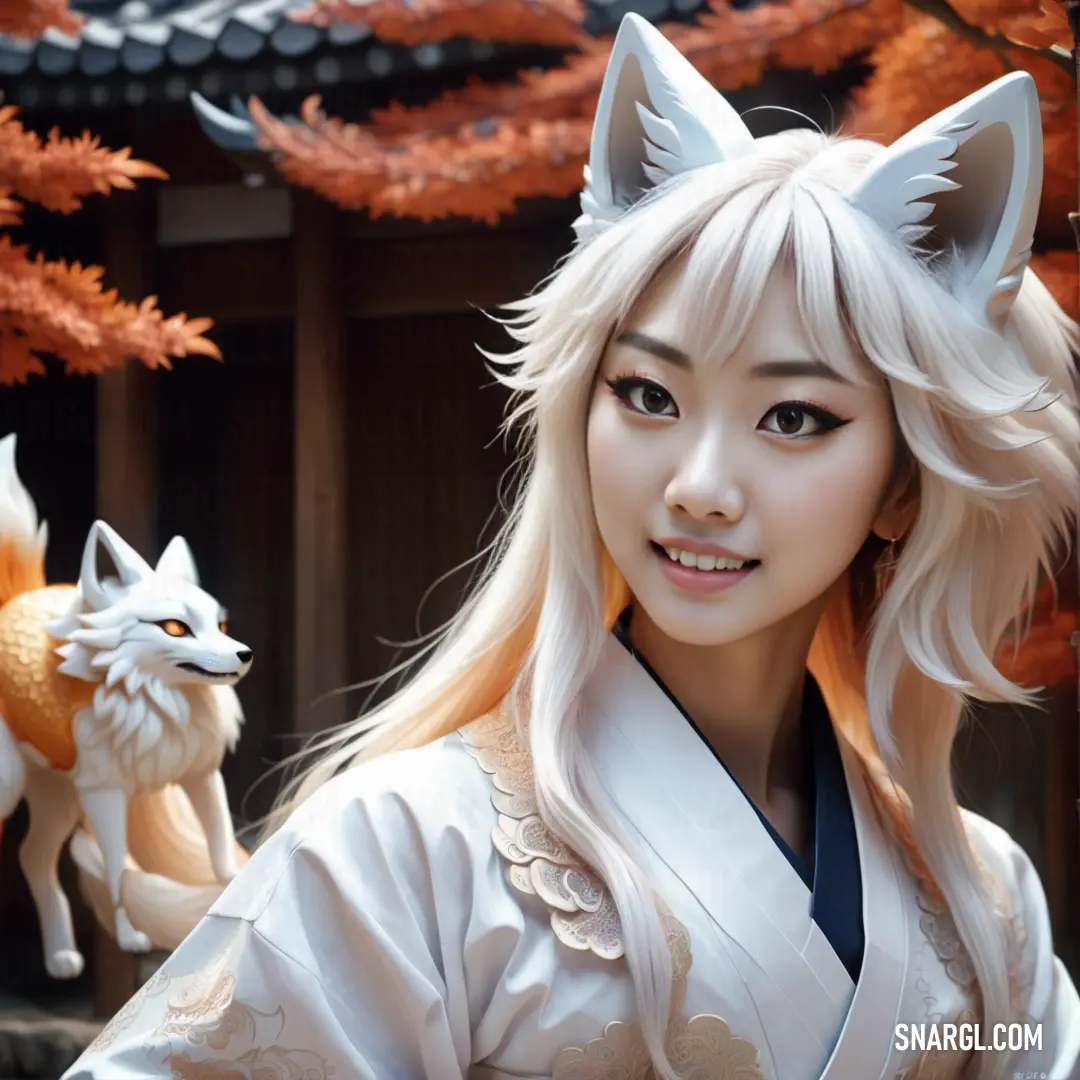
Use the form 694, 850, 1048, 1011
0, 106, 169, 215
2, 3, 219, 383
947, 0, 1073, 49
292, 0, 594, 47
252, 0, 902, 223
0, 0, 82, 38
996, 581, 1078, 688
254, 0, 1077, 285
844, 7, 1079, 313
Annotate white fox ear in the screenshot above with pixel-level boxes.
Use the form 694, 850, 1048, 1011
573, 12, 755, 242
849, 71, 1042, 327
79, 521, 153, 610
156, 535, 199, 586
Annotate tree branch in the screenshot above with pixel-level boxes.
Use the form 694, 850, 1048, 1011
902, 0, 1074, 73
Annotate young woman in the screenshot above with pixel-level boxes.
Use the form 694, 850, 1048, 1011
64, 13, 1080, 1080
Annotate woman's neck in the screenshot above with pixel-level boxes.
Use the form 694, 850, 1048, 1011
625, 601, 825, 810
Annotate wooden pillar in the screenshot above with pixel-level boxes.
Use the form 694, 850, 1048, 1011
292, 191, 348, 735
92, 186, 159, 1017
1046, 564, 1080, 973
1045, 679, 1080, 974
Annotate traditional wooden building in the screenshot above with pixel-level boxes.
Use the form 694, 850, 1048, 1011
0, 0, 1076, 1071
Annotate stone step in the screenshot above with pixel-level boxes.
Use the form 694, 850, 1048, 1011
0, 997, 104, 1080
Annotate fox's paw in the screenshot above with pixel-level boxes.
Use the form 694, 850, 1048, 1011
115, 909, 152, 954
46, 948, 85, 980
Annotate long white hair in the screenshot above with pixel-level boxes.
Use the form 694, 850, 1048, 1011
265, 128, 1080, 1080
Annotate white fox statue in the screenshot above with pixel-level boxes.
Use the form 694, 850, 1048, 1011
0, 433, 252, 978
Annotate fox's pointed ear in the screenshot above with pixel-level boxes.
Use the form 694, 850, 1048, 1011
574, 12, 755, 242
156, 535, 199, 586
849, 71, 1041, 327
79, 521, 153, 610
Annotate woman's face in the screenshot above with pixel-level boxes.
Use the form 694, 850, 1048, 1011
586, 257, 901, 648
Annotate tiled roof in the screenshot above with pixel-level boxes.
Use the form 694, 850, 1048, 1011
2, 0, 376, 108
1, 0, 686, 110
0, 0, 353, 76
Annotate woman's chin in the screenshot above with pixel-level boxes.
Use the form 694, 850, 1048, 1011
631, 595, 758, 648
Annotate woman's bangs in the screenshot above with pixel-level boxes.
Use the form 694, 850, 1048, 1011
676, 184, 788, 370
790, 189, 888, 386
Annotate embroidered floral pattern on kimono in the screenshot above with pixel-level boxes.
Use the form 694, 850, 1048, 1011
154, 954, 334, 1079
460, 710, 624, 960
461, 708, 767, 1079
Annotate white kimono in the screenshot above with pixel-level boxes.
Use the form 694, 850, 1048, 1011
62, 627, 1080, 1080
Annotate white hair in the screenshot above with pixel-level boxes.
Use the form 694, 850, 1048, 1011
265, 128, 1080, 1080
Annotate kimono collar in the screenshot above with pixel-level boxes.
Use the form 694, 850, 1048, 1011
606, 606, 864, 982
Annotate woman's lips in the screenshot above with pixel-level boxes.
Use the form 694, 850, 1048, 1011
651, 542, 759, 594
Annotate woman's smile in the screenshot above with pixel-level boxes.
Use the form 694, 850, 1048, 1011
652, 544, 759, 593
650, 540, 761, 594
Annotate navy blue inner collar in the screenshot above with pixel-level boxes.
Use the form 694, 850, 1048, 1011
611, 606, 864, 982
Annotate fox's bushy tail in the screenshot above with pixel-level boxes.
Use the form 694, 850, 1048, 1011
0, 435, 47, 611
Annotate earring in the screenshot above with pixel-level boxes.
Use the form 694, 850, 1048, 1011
874, 535, 900, 596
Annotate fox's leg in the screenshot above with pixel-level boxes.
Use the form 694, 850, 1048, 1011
181, 769, 239, 883
20, 762, 84, 978
76, 786, 152, 953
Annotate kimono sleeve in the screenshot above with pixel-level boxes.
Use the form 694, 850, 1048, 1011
62, 742, 493, 1080
966, 813, 1080, 1080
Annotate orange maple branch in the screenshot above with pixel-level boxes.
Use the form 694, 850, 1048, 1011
0, 107, 168, 215
0, 99, 218, 383
0, 0, 82, 38
292, 0, 593, 47
0, 237, 220, 385
252, 96, 592, 221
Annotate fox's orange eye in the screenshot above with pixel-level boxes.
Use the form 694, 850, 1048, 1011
219, 621, 228, 634
158, 619, 192, 637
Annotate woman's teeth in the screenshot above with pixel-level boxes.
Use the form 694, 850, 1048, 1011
662, 546, 751, 572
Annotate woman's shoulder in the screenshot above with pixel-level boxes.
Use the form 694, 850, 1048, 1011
959, 809, 1058, 991
959, 809, 1043, 903
210, 723, 507, 926
291, 723, 501, 841
961, 809, 1080, 1065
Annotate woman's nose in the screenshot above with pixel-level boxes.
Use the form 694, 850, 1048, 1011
665, 433, 746, 521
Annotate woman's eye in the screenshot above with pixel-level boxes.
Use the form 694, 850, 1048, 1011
158, 618, 193, 637
606, 376, 678, 418
759, 402, 846, 438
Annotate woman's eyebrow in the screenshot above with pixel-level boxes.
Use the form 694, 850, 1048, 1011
614, 330, 692, 370
750, 359, 852, 384
615, 332, 852, 386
